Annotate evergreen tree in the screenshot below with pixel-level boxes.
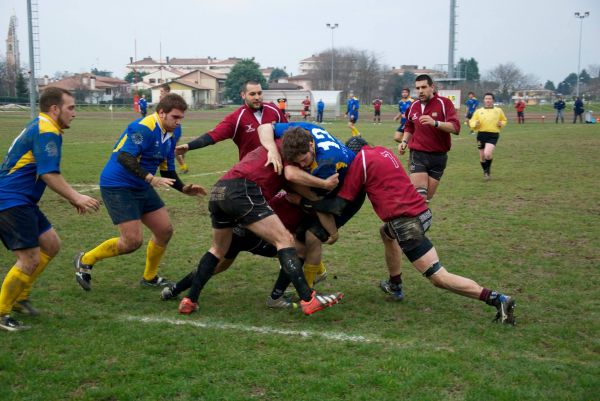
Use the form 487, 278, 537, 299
544, 80, 556, 91
223, 59, 267, 104
16, 71, 29, 100
269, 68, 288, 82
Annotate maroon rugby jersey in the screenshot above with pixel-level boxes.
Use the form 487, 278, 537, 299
221, 139, 285, 201
269, 191, 303, 232
404, 93, 460, 153
208, 102, 287, 160
337, 146, 428, 221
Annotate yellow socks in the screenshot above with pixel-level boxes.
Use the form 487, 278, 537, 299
17, 251, 52, 302
81, 237, 120, 265
316, 261, 326, 275
350, 126, 361, 137
304, 263, 321, 288
143, 240, 166, 281
0, 267, 33, 315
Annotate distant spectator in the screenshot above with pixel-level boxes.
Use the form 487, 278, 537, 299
372, 97, 382, 124
277, 97, 288, 119
138, 94, 148, 118
514, 99, 526, 124
393, 88, 413, 143
573, 97, 584, 123
316, 99, 325, 123
159, 84, 171, 100
553, 96, 566, 124
301, 96, 311, 121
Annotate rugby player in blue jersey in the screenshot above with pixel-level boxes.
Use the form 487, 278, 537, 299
0, 88, 101, 331
73, 94, 206, 291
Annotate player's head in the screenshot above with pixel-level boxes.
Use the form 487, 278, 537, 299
156, 93, 187, 131
402, 88, 410, 98
241, 80, 263, 110
345, 136, 369, 154
282, 127, 315, 168
159, 84, 171, 99
468, 91, 475, 98
483, 92, 495, 107
415, 74, 434, 103
40, 87, 76, 129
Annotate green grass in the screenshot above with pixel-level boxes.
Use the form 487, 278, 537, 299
0, 112, 598, 400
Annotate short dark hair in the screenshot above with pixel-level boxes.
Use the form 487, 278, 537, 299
241, 80, 261, 93
156, 93, 187, 114
483, 92, 495, 100
402, 88, 410, 93
415, 74, 433, 86
161, 84, 171, 92
281, 127, 312, 162
39, 87, 73, 112
468, 91, 475, 96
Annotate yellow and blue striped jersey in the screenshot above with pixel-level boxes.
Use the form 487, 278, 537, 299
0, 113, 63, 211
100, 113, 176, 189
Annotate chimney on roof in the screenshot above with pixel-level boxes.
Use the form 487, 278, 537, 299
90, 76, 96, 90
43, 75, 49, 85
130, 57, 133, 64
166, 56, 170, 64
82, 75, 89, 86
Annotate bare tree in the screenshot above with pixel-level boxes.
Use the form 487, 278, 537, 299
587, 64, 600, 79
308, 47, 384, 103
485, 63, 531, 102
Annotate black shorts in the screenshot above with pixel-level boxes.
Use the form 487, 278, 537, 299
0, 205, 52, 250
101, 186, 165, 225
409, 150, 448, 181
517, 111, 524, 117
477, 132, 499, 149
385, 209, 432, 251
295, 190, 366, 243
209, 178, 274, 229
224, 226, 277, 259
374, 110, 381, 116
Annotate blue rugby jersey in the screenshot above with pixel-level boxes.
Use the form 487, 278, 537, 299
273, 122, 355, 184
100, 113, 176, 189
0, 113, 63, 211
466, 98, 479, 114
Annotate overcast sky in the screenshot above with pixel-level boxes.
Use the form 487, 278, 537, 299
1, 0, 599, 85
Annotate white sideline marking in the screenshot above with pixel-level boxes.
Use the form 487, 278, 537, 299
124, 315, 387, 345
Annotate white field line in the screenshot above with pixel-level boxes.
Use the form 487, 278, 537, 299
69, 170, 227, 194
124, 315, 394, 346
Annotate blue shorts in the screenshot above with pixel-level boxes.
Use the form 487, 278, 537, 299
101, 186, 165, 225
0, 205, 52, 250
348, 113, 359, 123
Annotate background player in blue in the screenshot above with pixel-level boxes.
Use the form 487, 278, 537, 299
393, 88, 413, 143
465, 92, 479, 134
73, 94, 206, 292
138, 94, 148, 118
0, 87, 100, 331
345, 94, 360, 136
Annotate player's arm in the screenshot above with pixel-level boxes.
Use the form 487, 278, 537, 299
257, 123, 283, 174
469, 111, 481, 129
116, 151, 174, 188
159, 169, 207, 196
41, 173, 100, 214
180, 133, 215, 154
398, 131, 412, 155
316, 212, 338, 245
284, 165, 338, 192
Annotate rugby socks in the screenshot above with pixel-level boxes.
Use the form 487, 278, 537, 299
317, 261, 326, 275
270, 267, 291, 300
17, 251, 52, 302
481, 159, 493, 174
187, 252, 219, 303
0, 267, 32, 315
480, 288, 508, 306
277, 247, 312, 302
350, 126, 361, 137
143, 240, 166, 281
390, 273, 402, 286
81, 237, 120, 265
172, 271, 195, 297
480, 161, 486, 172
304, 263, 320, 288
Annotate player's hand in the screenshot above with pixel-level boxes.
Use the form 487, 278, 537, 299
398, 141, 408, 155
285, 192, 302, 205
323, 173, 339, 191
496, 121, 502, 128
325, 231, 339, 245
418, 115, 435, 126
175, 144, 189, 155
183, 184, 207, 197
71, 194, 101, 215
148, 176, 175, 188
265, 150, 283, 175
393, 115, 400, 122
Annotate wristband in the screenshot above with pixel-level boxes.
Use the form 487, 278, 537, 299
401, 140, 408, 144
434, 120, 439, 128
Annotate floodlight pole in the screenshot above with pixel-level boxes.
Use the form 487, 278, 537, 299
27, 0, 37, 118
574, 11, 589, 98
326, 23, 338, 90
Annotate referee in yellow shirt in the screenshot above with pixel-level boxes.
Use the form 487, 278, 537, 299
469, 93, 507, 180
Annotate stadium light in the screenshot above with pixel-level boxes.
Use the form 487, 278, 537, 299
574, 11, 590, 97
326, 23, 338, 90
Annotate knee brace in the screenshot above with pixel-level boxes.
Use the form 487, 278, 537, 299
422, 261, 442, 278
